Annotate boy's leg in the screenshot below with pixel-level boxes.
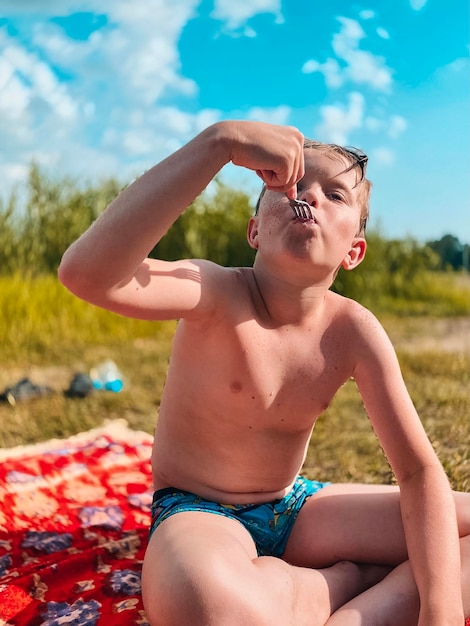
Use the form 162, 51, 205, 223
326, 534, 470, 625
283, 483, 406, 568
284, 484, 470, 568
142, 510, 390, 626
283, 484, 470, 623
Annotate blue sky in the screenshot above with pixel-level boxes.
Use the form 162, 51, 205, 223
0, 0, 469, 243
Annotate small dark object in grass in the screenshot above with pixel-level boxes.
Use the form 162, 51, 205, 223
0, 377, 54, 406
65, 373, 95, 398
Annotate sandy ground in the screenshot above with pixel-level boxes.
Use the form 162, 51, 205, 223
386, 316, 470, 355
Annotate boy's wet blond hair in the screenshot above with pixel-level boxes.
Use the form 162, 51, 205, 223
255, 140, 371, 237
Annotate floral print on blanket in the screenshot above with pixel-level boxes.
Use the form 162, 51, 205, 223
40, 599, 102, 626
0, 422, 153, 625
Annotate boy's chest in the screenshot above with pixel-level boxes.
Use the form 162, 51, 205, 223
217, 321, 354, 418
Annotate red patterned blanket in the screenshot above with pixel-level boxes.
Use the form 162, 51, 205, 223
1, 421, 468, 625
0, 421, 152, 625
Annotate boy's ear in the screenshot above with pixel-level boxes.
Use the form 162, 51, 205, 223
247, 217, 259, 250
341, 237, 367, 271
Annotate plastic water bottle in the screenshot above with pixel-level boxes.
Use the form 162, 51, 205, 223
90, 360, 124, 393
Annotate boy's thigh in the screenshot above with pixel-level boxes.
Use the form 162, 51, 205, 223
142, 511, 259, 621
283, 483, 407, 568
143, 509, 258, 583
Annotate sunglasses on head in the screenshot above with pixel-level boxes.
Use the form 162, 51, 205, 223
343, 146, 368, 180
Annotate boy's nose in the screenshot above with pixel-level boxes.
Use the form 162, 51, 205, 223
298, 189, 318, 207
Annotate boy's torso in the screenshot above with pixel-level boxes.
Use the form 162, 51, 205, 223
151, 267, 362, 504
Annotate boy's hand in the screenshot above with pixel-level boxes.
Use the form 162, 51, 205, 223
226, 121, 305, 199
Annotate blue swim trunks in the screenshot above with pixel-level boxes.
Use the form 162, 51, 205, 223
149, 476, 328, 557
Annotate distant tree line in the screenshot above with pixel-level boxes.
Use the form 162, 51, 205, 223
0, 164, 468, 314
426, 235, 469, 272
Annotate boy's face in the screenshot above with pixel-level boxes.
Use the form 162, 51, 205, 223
247, 150, 367, 279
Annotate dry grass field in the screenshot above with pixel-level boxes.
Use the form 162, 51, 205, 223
1, 312, 468, 491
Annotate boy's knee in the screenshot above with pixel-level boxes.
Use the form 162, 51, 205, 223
143, 556, 284, 626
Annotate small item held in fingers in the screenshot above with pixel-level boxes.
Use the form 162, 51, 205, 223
289, 198, 314, 221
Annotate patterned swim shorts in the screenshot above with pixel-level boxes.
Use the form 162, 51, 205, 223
149, 476, 329, 557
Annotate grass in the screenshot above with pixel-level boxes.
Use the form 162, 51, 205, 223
0, 273, 165, 365
305, 351, 470, 491
0, 274, 468, 492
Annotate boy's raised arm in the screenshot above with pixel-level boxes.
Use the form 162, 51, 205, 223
58, 121, 304, 303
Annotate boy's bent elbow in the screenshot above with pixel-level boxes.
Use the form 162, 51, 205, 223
58, 248, 99, 301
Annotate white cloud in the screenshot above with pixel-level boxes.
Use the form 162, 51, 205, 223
211, 0, 283, 33
1, 33, 77, 121
0, 0, 292, 202
334, 18, 392, 91
347, 50, 392, 90
388, 115, 407, 138
433, 56, 470, 86
0, 2, 403, 204
364, 114, 407, 139
100, 105, 223, 182
409, 0, 429, 10
302, 17, 393, 93
377, 27, 390, 39
333, 17, 366, 54
31, 1, 199, 106
0, 55, 30, 119
0, 0, 212, 199
105, 0, 199, 98
372, 147, 395, 165
246, 105, 291, 125
314, 92, 365, 145
0, 1, 113, 18
302, 58, 343, 88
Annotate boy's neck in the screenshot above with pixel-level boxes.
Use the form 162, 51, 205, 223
249, 261, 332, 327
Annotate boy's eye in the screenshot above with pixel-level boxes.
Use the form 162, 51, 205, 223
327, 192, 344, 202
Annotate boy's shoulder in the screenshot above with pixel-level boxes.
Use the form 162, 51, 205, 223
327, 290, 376, 321
326, 291, 387, 344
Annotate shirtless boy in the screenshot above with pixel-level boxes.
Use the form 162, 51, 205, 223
59, 121, 470, 625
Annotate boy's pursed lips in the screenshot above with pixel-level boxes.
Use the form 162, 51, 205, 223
291, 213, 316, 224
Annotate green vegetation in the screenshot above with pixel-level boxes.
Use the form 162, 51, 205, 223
0, 163, 122, 275
1, 164, 468, 315
335, 234, 470, 316
0, 165, 468, 492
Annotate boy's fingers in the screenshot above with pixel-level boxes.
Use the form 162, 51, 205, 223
259, 175, 298, 195
285, 184, 297, 200
257, 151, 303, 196
232, 121, 305, 192
258, 170, 293, 193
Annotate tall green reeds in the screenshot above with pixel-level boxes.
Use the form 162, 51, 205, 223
1, 163, 469, 317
